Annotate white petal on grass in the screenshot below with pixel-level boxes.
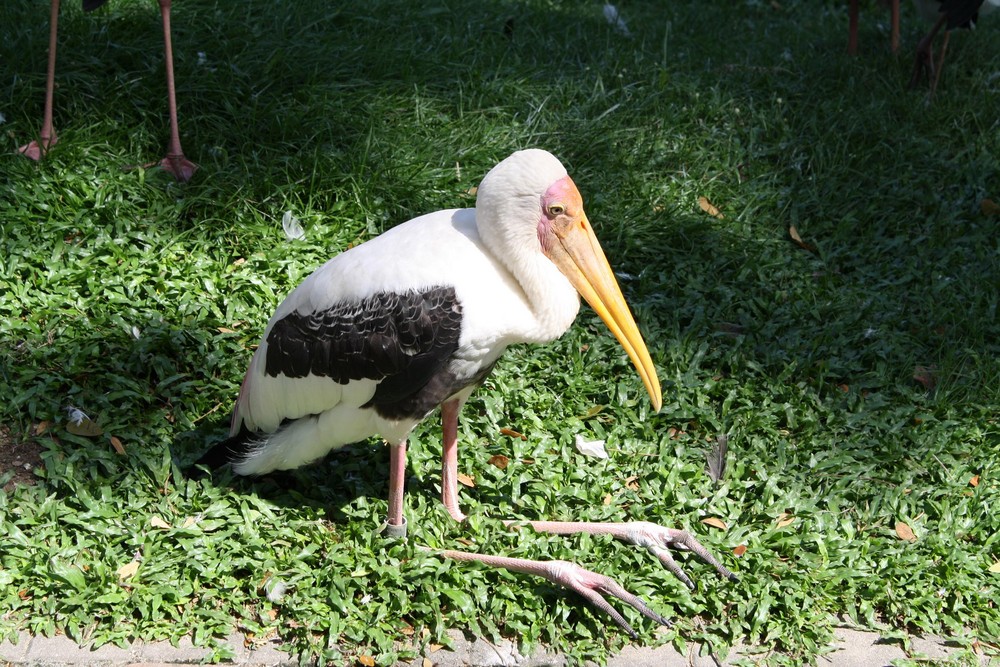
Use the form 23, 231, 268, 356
265, 579, 290, 602
131, 326, 142, 340
0, 112, 6, 124
575, 434, 609, 459
603, 4, 632, 37
65, 406, 89, 426
282, 211, 305, 240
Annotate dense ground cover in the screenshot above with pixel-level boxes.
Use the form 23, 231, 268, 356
1, 0, 998, 664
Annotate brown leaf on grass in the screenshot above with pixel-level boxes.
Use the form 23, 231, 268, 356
34, 421, 51, 436
788, 226, 818, 254
981, 198, 1000, 216
457, 473, 475, 488
423, 659, 434, 667
895, 521, 917, 542
701, 517, 727, 530
487, 454, 509, 470
117, 560, 140, 582
989, 561, 1000, 574
217, 327, 236, 334
776, 513, 796, 528
969, 475, 980, 487
625, 475, 640, 491
913, 365, 937, 391
698, 196, 724, 219
603, 493, 613, 505
109, 436, 126, 455
732, 544, 748, 557
499, 427, 527, 440
358, 655, 376, 667
150, 516, 171, 529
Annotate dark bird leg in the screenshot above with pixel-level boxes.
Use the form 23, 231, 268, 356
848, 0, 900, 55
157, 0, 197, 182
19, 0, 61, 160
848, 0, 860, 55
910, 13, 949, 90
429, 402, 736, 637
930, 29, 952, 96
889, 0, 900, 53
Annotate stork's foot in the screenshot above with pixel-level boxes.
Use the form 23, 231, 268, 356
435, 549, 670, 639
515, 519, 737, 591
909, 48, 935, 90
18, 135, 58, 161
160, 153, 198, 182
612, 520, 738, 590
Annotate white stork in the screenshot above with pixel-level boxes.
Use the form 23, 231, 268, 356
194, 149, 735, 636
19, 0, 196, 182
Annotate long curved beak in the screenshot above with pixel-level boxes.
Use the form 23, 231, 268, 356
546, 215, 662, 412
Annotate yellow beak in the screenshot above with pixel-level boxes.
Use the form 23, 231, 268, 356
545, 215, 662, 412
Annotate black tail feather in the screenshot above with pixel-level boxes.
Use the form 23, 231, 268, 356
187, 426, 258, 477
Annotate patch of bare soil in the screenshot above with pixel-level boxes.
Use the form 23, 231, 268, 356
1, 424, 44, 492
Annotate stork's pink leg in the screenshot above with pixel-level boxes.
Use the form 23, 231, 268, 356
387, 441, 407, 528
440, 399, 467, 522
19, 0, 61, 160
156, 0, 197, 182
436, 549, 671, 639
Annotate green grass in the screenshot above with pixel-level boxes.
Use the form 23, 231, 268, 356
1, 0, 999, 664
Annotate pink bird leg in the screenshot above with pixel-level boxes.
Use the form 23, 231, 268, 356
19, 0, 61, 160
157, 0, 197, 182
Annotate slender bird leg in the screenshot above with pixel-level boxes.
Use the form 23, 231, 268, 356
432, 548, 672, 639
156, 0, 197, 182
929, 30, 951, 98
504, 520, 738, 590
385, 440, 407, 537
889, 0, 900, 54
909, 14, 948, 90
439, 399, 467, 522
848, 0, 860, 55
19, 0, 61, 160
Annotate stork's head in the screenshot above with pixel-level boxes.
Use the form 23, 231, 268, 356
476, 149, 662, 411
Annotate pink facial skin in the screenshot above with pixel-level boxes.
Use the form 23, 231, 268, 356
537, 176, 584, 252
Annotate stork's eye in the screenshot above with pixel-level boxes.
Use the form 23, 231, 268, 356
547, 204, 565, 217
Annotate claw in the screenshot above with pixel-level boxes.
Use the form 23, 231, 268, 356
622, 521, 738, 585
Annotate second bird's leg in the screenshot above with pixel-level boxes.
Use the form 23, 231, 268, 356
156, 0, 197, 181
19, 0, 61, 160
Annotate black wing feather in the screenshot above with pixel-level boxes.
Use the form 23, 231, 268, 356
264, 286, 466, 419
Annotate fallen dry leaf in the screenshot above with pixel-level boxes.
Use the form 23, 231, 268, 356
701, 517, 727, 530
603, 493, 613, 505
399, 623, 414, 636
913, 365, 937, 391
428, 644, 443, 653
981, 198, 1000, 216
150, 516, 171, 529
487, 454, 510, 470
457, 473, 475, 488
698, 196, 724, 219
117, 560, 140, 582
733, 544, 748, 557
625, 475, 640, 491
776, 513, 796, 528
217, 327, 236, 334
109, 435, 126, 455
789, 225, 818, 254
423, 658, 434, 667
989, 561, 1000, 574
34, 421, 51, 436
358, 655, 376, 667
895, 521, 917, 542
970, 475, 980, 488
499, 427, 527, 440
